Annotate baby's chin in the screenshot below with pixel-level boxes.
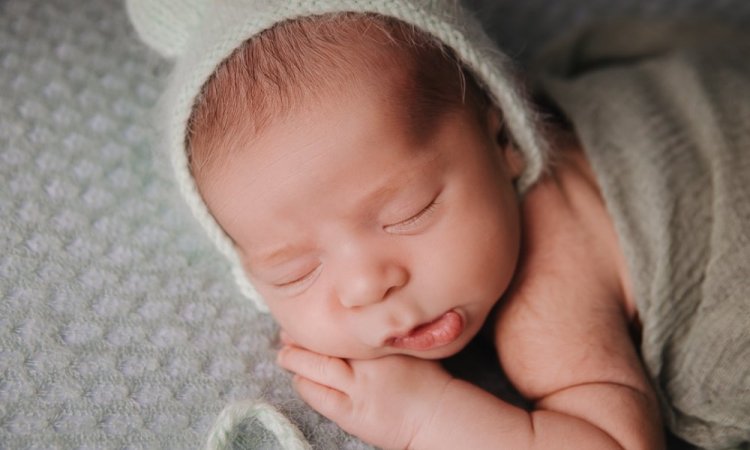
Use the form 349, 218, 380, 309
392, 344, 467, 360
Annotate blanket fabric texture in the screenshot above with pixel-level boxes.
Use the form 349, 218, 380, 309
1, 0, 749, 448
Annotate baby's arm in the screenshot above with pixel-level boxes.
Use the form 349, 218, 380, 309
409, 373, 651, 450
486, 281, 665, 450
278, 330, 661, 450
486, 152, 666, 450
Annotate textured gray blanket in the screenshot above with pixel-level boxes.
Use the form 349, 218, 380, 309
535, 21, 750, 449
2, 1, 749, 449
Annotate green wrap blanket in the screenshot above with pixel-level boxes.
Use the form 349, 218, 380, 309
534, 21, 750, 449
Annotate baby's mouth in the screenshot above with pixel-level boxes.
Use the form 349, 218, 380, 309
387, 310, 464, 351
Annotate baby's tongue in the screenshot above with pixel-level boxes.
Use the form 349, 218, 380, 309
391, 311, 462, 351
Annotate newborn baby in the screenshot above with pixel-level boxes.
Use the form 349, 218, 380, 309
188, 13, 662, 449
128, 1, 750, 448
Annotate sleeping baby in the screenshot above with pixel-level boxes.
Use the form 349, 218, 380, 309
127, 1, 750, 448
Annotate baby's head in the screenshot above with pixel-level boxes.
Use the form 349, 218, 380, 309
127, 2, 548, 360
188, 14, 527, 359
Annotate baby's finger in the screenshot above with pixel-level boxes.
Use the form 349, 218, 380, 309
277, 346, 353, 389
293, 375, 352, 423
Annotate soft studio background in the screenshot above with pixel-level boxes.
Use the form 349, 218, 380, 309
1, 0, 749, 448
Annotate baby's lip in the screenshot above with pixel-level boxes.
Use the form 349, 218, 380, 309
386, 310, 464, 351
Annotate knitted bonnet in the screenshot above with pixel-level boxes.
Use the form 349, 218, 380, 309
126, 0, 549, 312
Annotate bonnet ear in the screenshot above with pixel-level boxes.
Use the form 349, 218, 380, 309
125, 0, 208, 59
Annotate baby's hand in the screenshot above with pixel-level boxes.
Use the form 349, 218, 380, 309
277, 345, 453, 449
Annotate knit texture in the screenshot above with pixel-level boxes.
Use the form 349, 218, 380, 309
3, 0, 750, 448
535, 21, 750, 449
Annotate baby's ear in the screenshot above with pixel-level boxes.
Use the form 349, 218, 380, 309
125, 0, 207, 59
486, 108, 525, 180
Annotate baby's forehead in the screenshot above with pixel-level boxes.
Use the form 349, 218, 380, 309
189, 14, 488, 189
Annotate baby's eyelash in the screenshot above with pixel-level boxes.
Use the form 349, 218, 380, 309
385, 199, 439, 233
401, 201, 437, 226
275, 265, 320, 289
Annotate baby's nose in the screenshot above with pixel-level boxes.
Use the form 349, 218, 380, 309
337, 260, 408, 308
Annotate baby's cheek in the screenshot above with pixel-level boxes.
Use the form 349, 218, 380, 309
269, 299, 336, 351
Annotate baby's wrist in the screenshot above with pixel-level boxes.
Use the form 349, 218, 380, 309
408, 377, 465, 450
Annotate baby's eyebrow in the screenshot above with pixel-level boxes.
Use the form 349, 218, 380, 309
361, 177, 405, 209
361, 148, 444, 209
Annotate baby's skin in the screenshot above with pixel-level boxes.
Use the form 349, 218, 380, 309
198, 54, 665, 449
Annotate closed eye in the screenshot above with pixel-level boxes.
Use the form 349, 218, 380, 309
274, 265, 321, 290
383, 198, 439, 234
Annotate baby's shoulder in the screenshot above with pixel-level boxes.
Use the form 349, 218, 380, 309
493, 145, 645, 400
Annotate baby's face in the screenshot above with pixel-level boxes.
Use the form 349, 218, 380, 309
199, 84, 524, 360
